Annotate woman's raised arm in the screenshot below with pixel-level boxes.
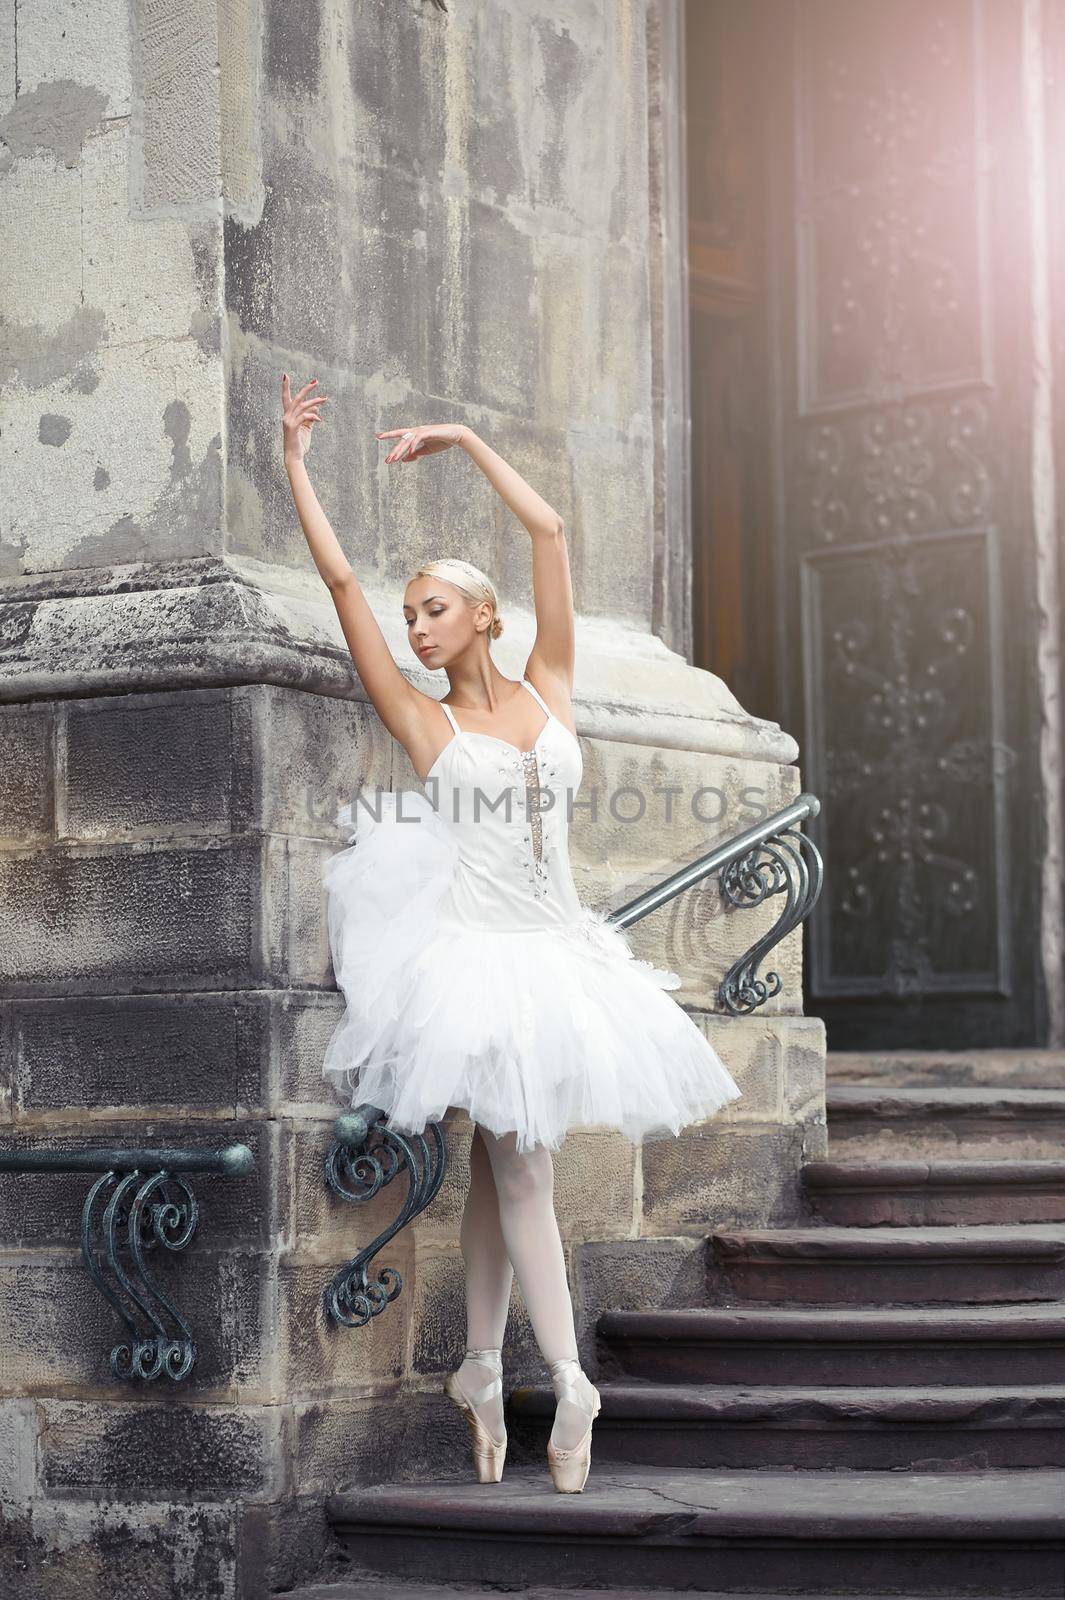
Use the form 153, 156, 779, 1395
379, 422, 575, 689
282, 374, 422, 747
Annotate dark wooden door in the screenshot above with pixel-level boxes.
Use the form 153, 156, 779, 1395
688, 0, 1051, 1047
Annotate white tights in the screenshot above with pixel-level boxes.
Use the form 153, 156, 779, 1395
455, 1124, 598, 1452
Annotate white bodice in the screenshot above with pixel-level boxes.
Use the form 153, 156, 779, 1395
422, 678, 585, 932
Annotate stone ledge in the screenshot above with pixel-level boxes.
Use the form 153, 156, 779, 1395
510, 1378, 1065, 1429
326, 1462, 1065, 1538
711, 1223, 1065, 1262
804, 1158, 1065, 1190
598, 1301, 1065, 1344
827, 1086, 1065, 1119
0, 557, 799, 765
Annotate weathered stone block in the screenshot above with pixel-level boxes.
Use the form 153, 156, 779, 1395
552, 1127, 637, 1241
63, 690, 247, 839
407, 1246, 465, 1377
569, 738, 804, 1011
275, 990, 345, 1112
0, 705, 54, 843
575, 1234, 708, 1353
0, 839, 260, 993
277, 1252, 410, 1397
697, 1018, 782, 1122
0, 1397, 37, 1512
407, 1243, 539, 1381
783, 1014, 828, 1124
254, 684, 392, 841
293, 1390, 469, 1494
640, 1123, 810, 1233
0, 1497, 237, 1600
427, 198, 537, 418
235, 1491, 332, 1600
271, 834, 336, 986
0, 830, 347, 994
0, 1251, 266, 1399
37, 1398, 288, 1500
536, 239, 649, 433
4, 991, 272, 1116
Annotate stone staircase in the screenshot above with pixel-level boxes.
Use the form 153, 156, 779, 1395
289, 1050, 1065, 1600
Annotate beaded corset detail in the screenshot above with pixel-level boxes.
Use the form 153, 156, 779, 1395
428, 678, 581, 926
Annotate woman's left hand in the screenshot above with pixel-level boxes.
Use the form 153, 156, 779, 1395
376, 424, 466, 464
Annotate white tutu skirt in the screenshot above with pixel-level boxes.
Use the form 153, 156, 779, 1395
321, 792, 741, 1154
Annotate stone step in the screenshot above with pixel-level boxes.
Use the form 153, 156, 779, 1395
708, 1224, 1065, 1304
508, 1379, 1065, 1470
598, 1302, 1065, 1386
827, 1048, 1065, 1089
285, 1589, 984, 1600
286, 1589, 1043, 1600
804, 1158, 1065, 1225
826, 1086, 1065, 1159
325, 1465, 1065, 1594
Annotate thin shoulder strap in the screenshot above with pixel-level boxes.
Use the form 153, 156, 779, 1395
439, 699, 461, 734
521, 677, 553, 717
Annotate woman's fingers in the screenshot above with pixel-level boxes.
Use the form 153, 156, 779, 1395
281, 374, 320, 402
376, 424, 462, 463
385, 429, 416, 463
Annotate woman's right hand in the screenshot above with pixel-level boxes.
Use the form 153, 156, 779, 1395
282, 373, 328, 465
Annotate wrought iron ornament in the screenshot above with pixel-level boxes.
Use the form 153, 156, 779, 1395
324, 1107, 446, 1327
608, 793, 824, 1016
0, 1144, 253, 1383
717, 822, 824, 1013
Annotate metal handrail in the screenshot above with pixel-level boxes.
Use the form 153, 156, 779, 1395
0, 1142, 254, 1383
0, 1146, 254, 1175
608, 792, 823, 1015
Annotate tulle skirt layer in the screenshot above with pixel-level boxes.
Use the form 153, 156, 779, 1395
321, 792, 741, 1154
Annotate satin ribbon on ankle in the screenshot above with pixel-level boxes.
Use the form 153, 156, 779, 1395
462, 1346, 503, 1406
547, 1354, 595, 1417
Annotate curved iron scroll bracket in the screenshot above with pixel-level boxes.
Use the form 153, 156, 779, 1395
607, 792, 824, 1017
0, 1144, 254, 1383
323, 1107, 447, 1328
717, 825, 824, 1014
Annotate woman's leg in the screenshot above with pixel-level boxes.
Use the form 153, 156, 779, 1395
451, 1125, 513, 1445
478, 1126, 599, 1451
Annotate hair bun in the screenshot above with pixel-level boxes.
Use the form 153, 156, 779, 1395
490, 615, 504, 640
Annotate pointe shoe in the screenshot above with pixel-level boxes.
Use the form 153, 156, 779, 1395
545, 1355, 601, 1493
443, 1346, 507, 1483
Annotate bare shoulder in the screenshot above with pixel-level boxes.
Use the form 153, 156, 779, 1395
523, 657, 577, 738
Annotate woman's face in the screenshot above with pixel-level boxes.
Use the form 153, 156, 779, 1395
403, 577, 487, 665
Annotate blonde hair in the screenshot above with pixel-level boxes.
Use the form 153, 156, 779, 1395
412, 557, 503, 640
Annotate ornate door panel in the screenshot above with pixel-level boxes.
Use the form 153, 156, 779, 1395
764, 0, 1047, 1045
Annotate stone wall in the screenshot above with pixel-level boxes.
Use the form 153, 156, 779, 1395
0, 2, 823, 1596
0, 682, 824, 1597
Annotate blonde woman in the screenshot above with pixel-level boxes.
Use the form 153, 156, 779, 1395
281, 374, 740, 1493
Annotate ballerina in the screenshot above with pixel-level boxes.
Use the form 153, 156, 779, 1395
281, 373, 741, 1493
